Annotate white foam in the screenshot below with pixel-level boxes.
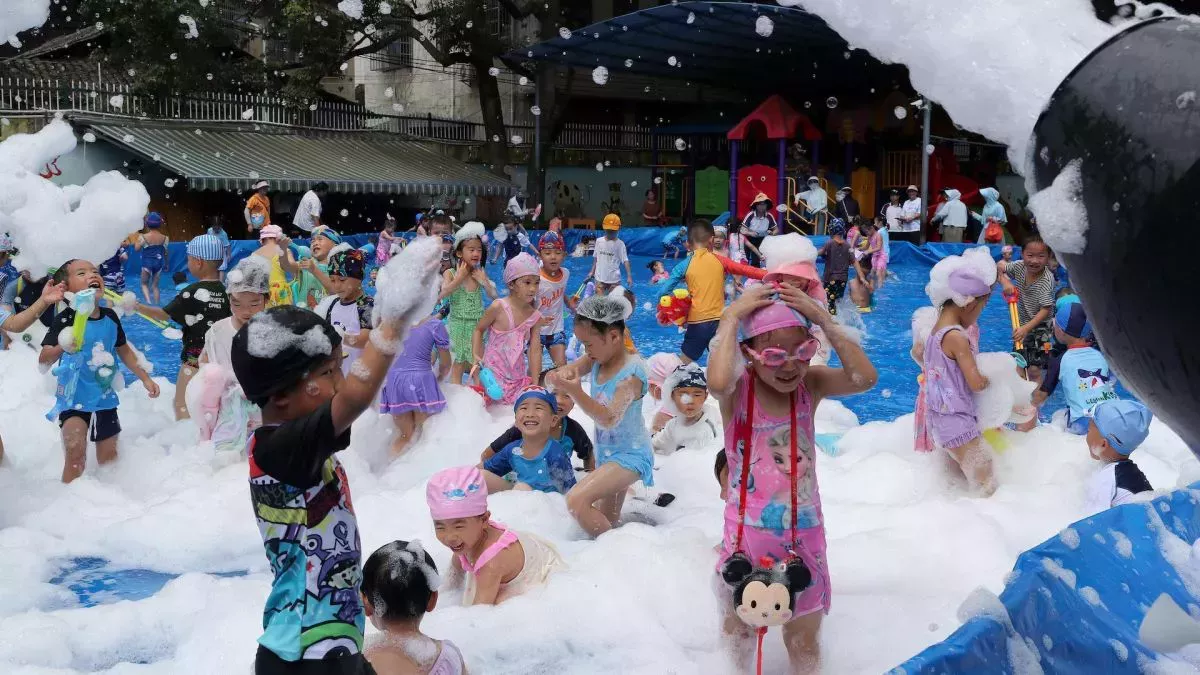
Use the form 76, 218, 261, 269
759, 232, 817, 271
974, 352, 1037, 430
374, 236, 443, 331
0, 0, 49, 47
925, 246, 998, 308
1028, 159, 1088, 255
245, 313, 332, 359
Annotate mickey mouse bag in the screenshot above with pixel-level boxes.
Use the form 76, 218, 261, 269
719, 377, 814, 673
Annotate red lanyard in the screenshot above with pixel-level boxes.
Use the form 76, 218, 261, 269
733, 375, 800, 555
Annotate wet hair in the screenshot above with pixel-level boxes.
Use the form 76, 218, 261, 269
52, 259, 81, 285
575, 313, 625, 337
688, 218, 715, 243
714, 449, 728, 482
646, 260, 664, 271
361, 540, 441, 623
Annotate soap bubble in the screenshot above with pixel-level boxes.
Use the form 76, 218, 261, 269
511, 135, 523, 144
530, 105, 541, 116
82, 132, 96, 142
384, 87, 395, 98
340, 209, 349, 217
164, 178, 176, 188
624, 59, 633, 68
592, 66, 609, 85
755, 16, 774, 37
654, 177, 663, 184
893, 106, 908, 120
668, 56, 677, 66
595, 163, 604, 172
674, 138, 686, 151
630, 181, 638, 187
392, 103, 404, 112
488, 67, 500, 77
882, 389, 892, 398
559, 27, 572, 39
687, 12, 695, 24
108, 94, 124, 108
519, 76, 529, 86
926, 144, 936, 155
825, 96, 839, 109
804, 101, 812, 109
241, 108, 254, 120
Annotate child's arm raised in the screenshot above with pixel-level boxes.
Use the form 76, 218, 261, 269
707, 285, 774, 399
942, 329, 990, 393
116, 343, 160, 398
550, 367, 639, 429
472, 266, 498, 300
777, 284, 878, 400
437, 263, 470, 302
2, 280, 63, 333
329, 322, 404, 435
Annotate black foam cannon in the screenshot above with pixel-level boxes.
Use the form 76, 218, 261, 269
1033, 16, 1200, 455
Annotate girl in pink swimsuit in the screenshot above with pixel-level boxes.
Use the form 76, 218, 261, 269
471, 253, 543, 405
707, 282, 877, 673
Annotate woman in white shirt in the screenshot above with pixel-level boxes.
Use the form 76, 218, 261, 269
740, 192, 777, 267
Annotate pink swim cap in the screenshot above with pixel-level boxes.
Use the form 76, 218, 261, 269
647, 352, 683, 388
259, 224, 283, 240
761, 261, 828, 304
503, 252, 541, 284
426, 466, 488, 520
739, 301, 811, 342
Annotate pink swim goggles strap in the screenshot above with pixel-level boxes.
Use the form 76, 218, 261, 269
458, 522, 518, 574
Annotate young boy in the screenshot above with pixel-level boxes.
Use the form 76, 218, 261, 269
590, 214, 633, 295
315, 250, 373, 377
480, 385, 577, 494
652, 362, 719, 455
536, 232, 575, 367
998, 237, 1056, 377
1033, 301, 1116, 434
818, 220, 852, 314
0, 276, 67, 464
482, 368, 594, 471
39, 260, 160, 483
137, 234, 231, 420
232, 291, 429, 673
677, 219, 726, 364
1085, 399, 1153, 514
207, 216, 233, 282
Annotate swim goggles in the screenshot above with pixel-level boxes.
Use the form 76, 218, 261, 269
745, 338, 821, 367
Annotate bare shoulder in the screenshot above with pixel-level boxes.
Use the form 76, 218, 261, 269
364, 644, 417, 674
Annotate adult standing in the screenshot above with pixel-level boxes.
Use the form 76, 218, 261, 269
931, 189, 968, 243
641, 189, 665, 226
507, 190, 540, 225
881, 189, 905, 234
898, 185, 923, 242
834, 187, 860, 223
292, 182, 328, 233
740, 192, 777, 268
244, 180, 271, 234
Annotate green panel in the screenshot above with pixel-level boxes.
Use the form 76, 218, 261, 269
695, 166, 729, 216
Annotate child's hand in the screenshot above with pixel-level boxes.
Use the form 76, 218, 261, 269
1012, 324, 1032, 343
724, 284, 775, 321
778, 282, 832, 327
143, 377, 160, 398
537, 315, 554, 330
547, 368, 580, 393
299, 258, 314, 271
471, 266, 489, 283
40, 280, 67, 304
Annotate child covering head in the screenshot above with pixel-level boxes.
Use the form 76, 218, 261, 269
923, 247, 999, 495
548, 294, 655, 537
471, 252, 543, 404
1033, 300, 1117, 434
652, 362, 719, 455
481, 385, 577, 494
40, 260, 160, 483
1084, 400, 1153, 514
427, 466, 565, 606
535, 231, 574, 367
361, 540, 466, 675
231, 238, 441, 674
439, 221, 497, 385
707, 274, 876, 673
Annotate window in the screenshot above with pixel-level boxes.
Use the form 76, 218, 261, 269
485, 1, 508, 39
368, 32, 413, 71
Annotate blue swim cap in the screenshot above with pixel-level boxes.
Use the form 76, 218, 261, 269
514, 385, 558, 414
1054, 301, 1092, 339
1054, 294, 1080, 311
1091, 399, 1152, 455
145, 212, 164, 228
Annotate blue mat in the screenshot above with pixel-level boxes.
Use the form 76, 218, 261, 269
51, 556, 247, 607
894, 485, 1200, 674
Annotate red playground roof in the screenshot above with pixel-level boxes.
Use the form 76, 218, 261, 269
726, 95, 823, 142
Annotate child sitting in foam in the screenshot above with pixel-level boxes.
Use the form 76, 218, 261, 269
428, 466, 565, 606
481, 386, 577, 494
361, 540, 467, 675
645, 352, 683, 433
653, 363, 720, 455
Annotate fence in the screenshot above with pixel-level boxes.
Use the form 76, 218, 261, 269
0, 77, 687, 152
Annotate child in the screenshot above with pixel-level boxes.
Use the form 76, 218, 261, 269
231, 242, 439, 673
194, 257, 269, 456
923, 251, 999, 495
482, 367, 594, 469
40, 260, 160, 483
647, 260, 669, 284
535, 232, 574, 368
315, 250, 373, 377
1085, 399, 1153, 514
0, 277, 67, 464
98, 246, 128, 294
481, 385, 577, 494
380, 316, 451, 456
871, 216, 889, 290
135, 211, 169, 304
252, 224, 299, 307
714, 449, 729, 501
295, 226, 345, 306
571, 237, 591, 259
500, 216, 536, 265
590, 214, 633, 295
547, 294, 654, 537
1033, 301, 1116, 434
207, 215, 232, 282
707, 282, 876, 673
378, 215, 398, 267
817, 220, 851, 314
361, 540, 467, 675
726, 219, 760, 266
652, 362, 719, 455
910, 307, 982, 454
712, 225, 730, 257
849, 249, 875, 313
137, 234, 231, 421
646, 352, 683, 433
439, 222, 497, 385
471, 253, 543, 404
427, 466, 565, 606
998, 237, 1056, 376
997, 244, 1014, 275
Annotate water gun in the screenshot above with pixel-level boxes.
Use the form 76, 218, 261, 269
1004, 287, 1022, 350
478, 367, 504, 401
70, 288, 97, 349
103, 289, 169, 329
572, 276, 594, 301
656, 288, 692, 327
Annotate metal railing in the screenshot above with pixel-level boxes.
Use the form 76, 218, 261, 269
0, 77, 687, 151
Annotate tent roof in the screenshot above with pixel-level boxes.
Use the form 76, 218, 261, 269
726, 94, 822, 141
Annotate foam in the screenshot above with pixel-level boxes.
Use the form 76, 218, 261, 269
0, 0, 49, 47
245, 312, 333, 359
759, 232, 818, 271
1027, 159, 1088, 255
373, 235, 443, 333
925, 246, 998, 308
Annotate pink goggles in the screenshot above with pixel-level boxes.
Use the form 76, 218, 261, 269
745, 338, 821, 367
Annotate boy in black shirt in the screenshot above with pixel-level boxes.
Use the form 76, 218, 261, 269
231, 239, 441, 675
818, 220, 852, 314
137, 234, 231, 420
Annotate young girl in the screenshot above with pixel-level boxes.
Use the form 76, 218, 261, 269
647, 260, 669, 284
712, 225, 730, 257
726, 220, 759, 266
361, 540, 468, 675
471, 253, 542, 404
872, 216, 890, 289
136, 212, 169, 304
548, 294, 654, 537
381, 316, 451, 456
707, 282, 876, 673
427, 466, 565, 606
440, 223, 497, 385
251, 224, 298, 307
378, 215, 398, 267
923, 250, 998, 495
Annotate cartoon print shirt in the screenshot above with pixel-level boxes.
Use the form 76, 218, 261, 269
724, 373, 821, 535
165, 281, 231, 362
320, 294, 374, 375
1040, 345, 1117, 421
483, 437, 577, 494
42, 308, 127, 414
248, 401, 367, 664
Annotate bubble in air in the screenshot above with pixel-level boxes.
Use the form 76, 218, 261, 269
488, 67, 500, 77
668, 56, 677, 66
384, 87, 395, 98
519, 76, 529, 86
687, 12, 695, 24
108, 94, 124, 108
392, 103, 404, 112
642, 302, 652, 311
1111, 202, 1120, 211
630, 181, 637, 187
825, 96, 839, 109
511, 135, 523, 144
624, 59, 633, 68
755, 16, 774, 37
654, 177, 663, 185
893, 106, 907, 120
164, 178, 176, 188
559, 27, 572, 39
595, 163, 604, 172
882, 388, 892, 398
926, 144, 936, 155
530, 105, 541, 116
340, 209, 349, 217
241, 108, 254, 120
1177, 91, 1196, 109
592, 66, 609, 86
804, 101, 812, 109
674, 138, 686, 151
